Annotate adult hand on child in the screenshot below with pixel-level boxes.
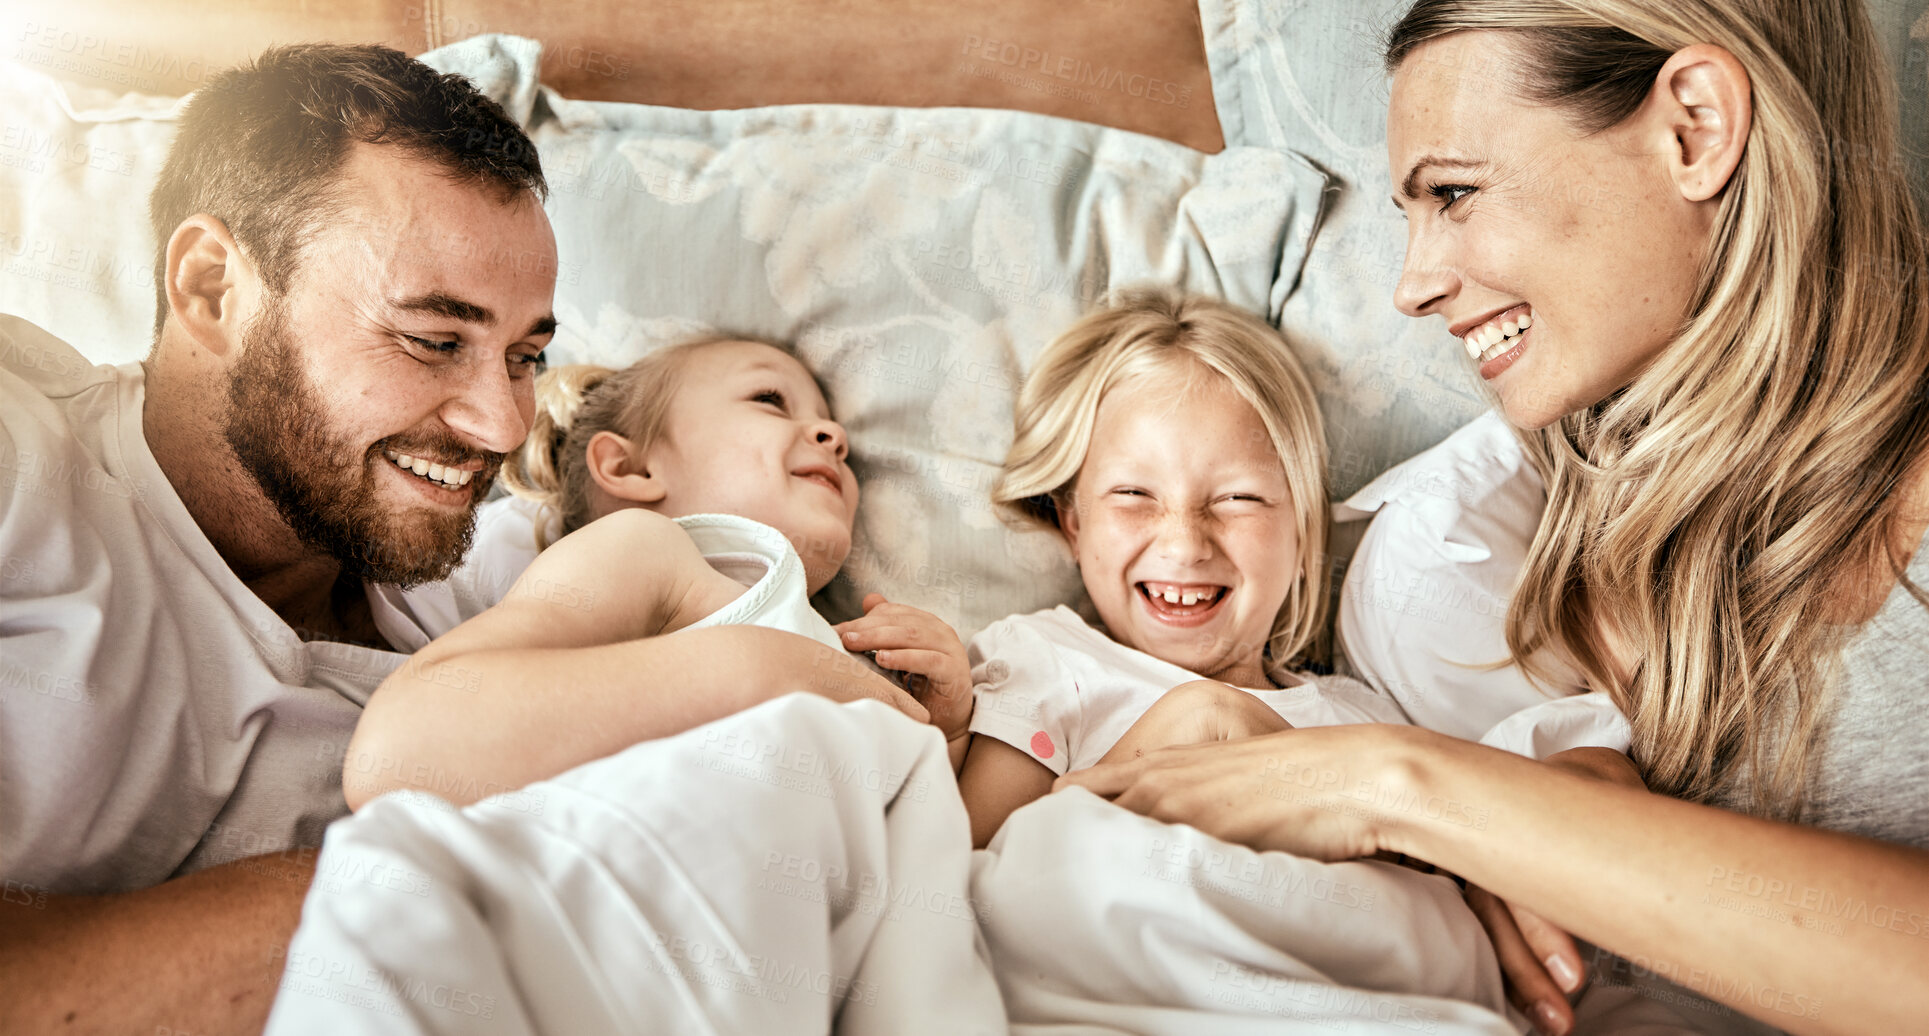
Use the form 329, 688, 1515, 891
1058, 724, 1427, 863
833, 593, 974, 741
1465, 746, 1642, 1036
1464, 885, 1585, 1036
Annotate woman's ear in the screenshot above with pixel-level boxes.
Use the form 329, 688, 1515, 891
1654, 43, 1752, 203
585, 430, 665, 505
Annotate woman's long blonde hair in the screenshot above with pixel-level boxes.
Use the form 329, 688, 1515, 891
1387, 0, 1929, 815
994, 287, 1333, 681
501, 336, 735, 549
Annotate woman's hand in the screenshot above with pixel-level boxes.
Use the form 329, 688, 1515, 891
833, 593, 974, 740
1057, 723, 1427, 863
1465, 885, 1585, 1036
1468, 746, 1644, 1036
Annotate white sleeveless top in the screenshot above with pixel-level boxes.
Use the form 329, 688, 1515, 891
370, 495, 843, 654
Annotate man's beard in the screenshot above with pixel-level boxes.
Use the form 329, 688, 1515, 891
222, 298, 500, 588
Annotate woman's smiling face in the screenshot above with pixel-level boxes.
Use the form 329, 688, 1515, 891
1387, 31, 1713, 429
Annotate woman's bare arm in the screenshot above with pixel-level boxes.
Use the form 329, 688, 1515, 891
1063, 725, 1929, 1036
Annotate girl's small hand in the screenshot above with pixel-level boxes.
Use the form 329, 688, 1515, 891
834, 593, 974, 741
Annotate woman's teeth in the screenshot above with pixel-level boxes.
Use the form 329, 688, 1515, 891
386, 450, 474, 488
1463, 307, 1533, 364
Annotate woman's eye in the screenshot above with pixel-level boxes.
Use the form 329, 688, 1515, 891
1430, 183, 1476, 211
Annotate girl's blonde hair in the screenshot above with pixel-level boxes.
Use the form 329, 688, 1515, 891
1387, 0, 1929, 815
501, 336, 739, 548
994, 287, 1332, 682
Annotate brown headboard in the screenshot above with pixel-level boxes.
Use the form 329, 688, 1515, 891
3, 0, 1225, 151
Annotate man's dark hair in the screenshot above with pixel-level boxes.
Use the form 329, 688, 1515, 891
148, 43, 547, 336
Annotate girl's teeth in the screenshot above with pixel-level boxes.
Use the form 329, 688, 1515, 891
1501, 319, 1519, 336
1180, 592, 1199, 605
1517, 312, 1532, 330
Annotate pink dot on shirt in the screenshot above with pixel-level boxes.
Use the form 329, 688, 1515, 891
1030, 731, 1055, 759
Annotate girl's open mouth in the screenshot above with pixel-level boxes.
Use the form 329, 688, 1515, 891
1136, 582, 1229, 627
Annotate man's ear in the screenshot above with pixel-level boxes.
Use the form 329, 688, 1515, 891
1653, 43, 1752, 203
585, 430, 665, 505
163, 214, 257, 358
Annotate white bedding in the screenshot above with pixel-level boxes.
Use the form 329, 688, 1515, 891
265, 695, 1004, 1036
269, 695, 1525, 1036
976, 788, 1517, 1035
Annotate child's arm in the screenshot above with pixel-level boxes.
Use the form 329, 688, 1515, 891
347, 510, 925, 809
956, 737, 1056, 848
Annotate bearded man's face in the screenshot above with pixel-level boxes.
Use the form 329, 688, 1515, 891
223, 293, 501, 587
216, 144, 559, 587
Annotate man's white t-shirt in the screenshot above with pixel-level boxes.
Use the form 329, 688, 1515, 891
0, 315, 408, 894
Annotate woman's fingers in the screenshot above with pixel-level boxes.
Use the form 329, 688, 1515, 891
1509, 902, 1587, 996
1465, 884, 1573, 1036
1055, 756, 1151, 799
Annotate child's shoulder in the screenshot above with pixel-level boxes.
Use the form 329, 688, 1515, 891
527, 507, 707, 585
568, 506, 690, 546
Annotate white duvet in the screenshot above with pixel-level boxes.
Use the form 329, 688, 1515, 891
266, 694, 1520, 1035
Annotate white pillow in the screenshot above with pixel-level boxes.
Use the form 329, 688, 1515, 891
1335, 410, 1630, 759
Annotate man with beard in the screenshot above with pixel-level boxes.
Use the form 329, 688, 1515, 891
0, 44, 556, 1033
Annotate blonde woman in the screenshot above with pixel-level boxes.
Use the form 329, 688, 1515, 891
1063, 2, 1929, 1034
